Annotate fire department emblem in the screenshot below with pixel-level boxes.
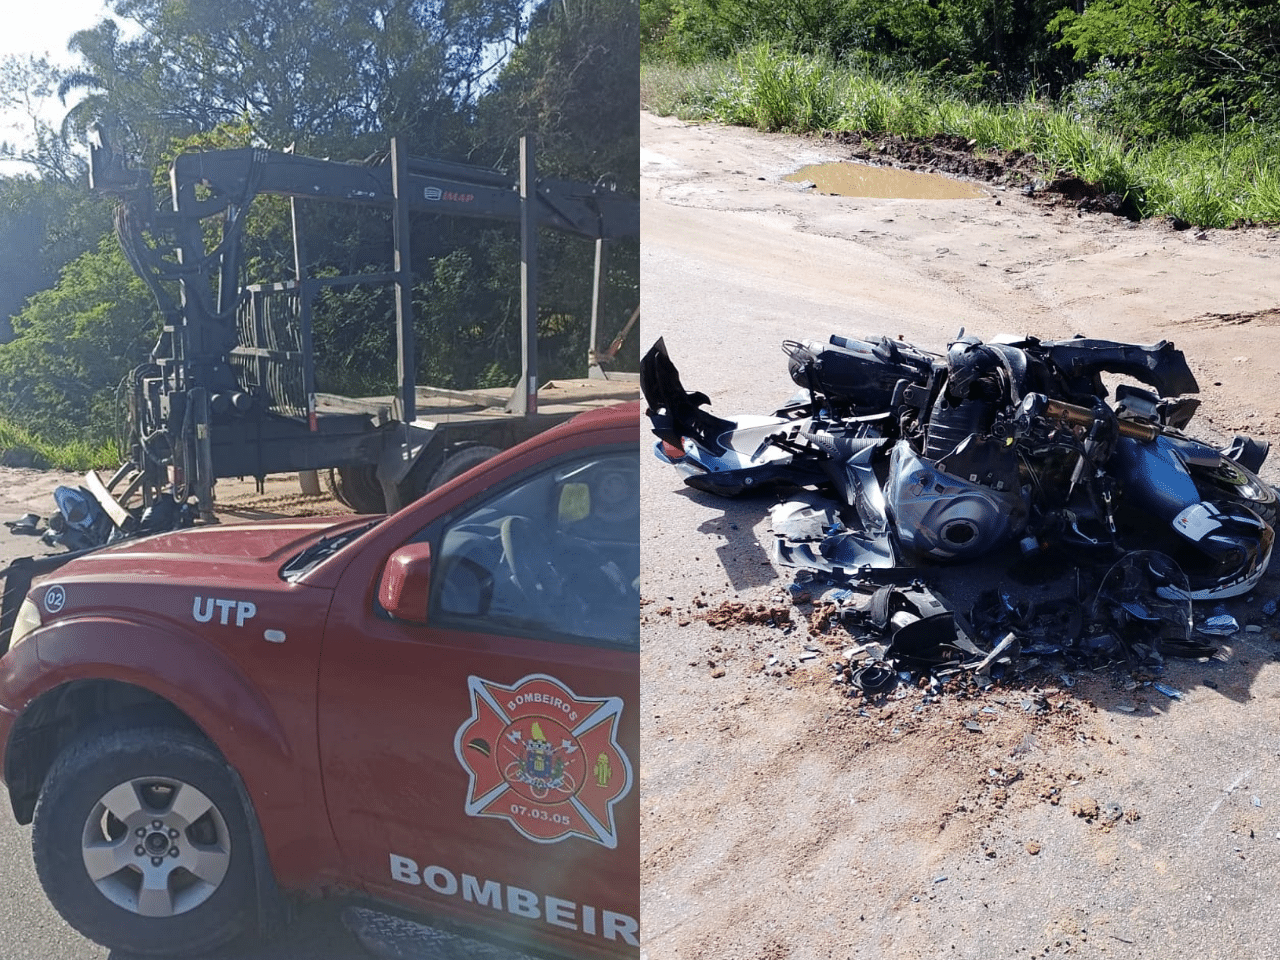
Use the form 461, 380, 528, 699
454, 674, 632, 847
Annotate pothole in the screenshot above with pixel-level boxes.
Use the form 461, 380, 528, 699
785, 161, 985, 200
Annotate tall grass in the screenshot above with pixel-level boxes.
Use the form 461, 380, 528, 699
641, 44, 1280, 227
711, 45, 847, 131
0, 416, 118, 472
641, 60, 737, 120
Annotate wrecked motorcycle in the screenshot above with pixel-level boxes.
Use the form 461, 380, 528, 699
642, 332, 1277, 601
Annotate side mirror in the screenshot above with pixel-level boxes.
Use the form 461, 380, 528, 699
378, 543, 432, 624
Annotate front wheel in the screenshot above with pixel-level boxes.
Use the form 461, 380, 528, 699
32, 726, 257, 956
1191, 457, 1278, 528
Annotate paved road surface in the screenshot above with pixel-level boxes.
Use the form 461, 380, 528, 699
640, 109, 1280, 960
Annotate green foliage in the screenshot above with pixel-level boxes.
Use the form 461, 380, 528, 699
0, 54, 89, 184
64, 0, 529, 165
712, 45, 845, 132
1130, 132, 1280, 226
0, 0, 639, 453
0, 415, 118, 471
0, 238, 157, 441
0, 178, 112, 337
1054, 0, 1280, 138
641, 59, 736, 117
477, 0, 639, 189
474, 0, 641, 379
645, 0, 1079, 94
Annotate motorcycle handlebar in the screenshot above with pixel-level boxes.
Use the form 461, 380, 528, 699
1025, 395, 1160, 442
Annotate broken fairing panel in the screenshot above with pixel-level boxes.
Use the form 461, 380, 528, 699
772, 527, 896, 572
656, 415, 813, 496
770, 496, 840, 542
770, 455, 898, 572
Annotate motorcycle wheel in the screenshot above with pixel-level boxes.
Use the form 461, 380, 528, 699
1190, 457, 1278, 527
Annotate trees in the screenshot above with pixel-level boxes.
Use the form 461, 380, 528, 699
0, 238, 155, 439
0, 0, 639, 443
1053, 0, 1280, 137
60, 0, 530, 163
644, 0, 1078, 94
474, 0, 641, 379
0, 179, 111, 339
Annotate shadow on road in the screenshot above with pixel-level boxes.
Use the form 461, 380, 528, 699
107, 901, 370, 960
666, 486, 782, 594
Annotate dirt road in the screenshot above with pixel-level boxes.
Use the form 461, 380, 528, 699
639, 110, 1280, 960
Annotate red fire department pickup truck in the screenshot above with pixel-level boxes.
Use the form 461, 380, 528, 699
0, 403, 639, 959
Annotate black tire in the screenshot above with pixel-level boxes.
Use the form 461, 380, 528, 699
326, 464, 385, 514
323, 468, 353, 509
32, 726, 257, 957
1191, 457, 1279, 527
427, 445, 501, 492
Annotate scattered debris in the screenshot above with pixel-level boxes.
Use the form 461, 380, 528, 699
702, 600, 791, 630
643, 330, 1280, 698
1201, 614, 1240, 636
3, 513, 41, 536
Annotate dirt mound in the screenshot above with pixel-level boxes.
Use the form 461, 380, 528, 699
701, 599, 792, 629
825, 129, 1142, 218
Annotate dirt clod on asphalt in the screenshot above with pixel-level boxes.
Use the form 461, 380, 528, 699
701, 599, 792, 629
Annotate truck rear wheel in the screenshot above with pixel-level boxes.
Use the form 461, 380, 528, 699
326, 464, 385, 514
427, 445, 501, 492
32, 726, 257, 956
394, 444, 503, 505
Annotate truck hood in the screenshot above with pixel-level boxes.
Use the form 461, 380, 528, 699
53, 515, 372, 584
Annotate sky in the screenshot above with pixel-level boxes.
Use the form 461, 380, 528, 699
0, 0, 114, 60
0, 0, 123, 175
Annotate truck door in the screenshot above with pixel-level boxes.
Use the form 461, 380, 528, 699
315, 443, 639, 958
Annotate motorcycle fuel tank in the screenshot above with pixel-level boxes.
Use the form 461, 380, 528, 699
886, 441, 1029, 561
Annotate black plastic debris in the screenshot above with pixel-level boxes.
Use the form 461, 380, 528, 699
850, 664, 897, 694
3, 514, 41, 536
805, 547, 1223, 692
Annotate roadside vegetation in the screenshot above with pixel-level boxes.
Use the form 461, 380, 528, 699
642, 0, 1280, 227
0, 419, 116, 472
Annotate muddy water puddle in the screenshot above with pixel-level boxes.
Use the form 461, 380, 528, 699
785, 161, 985, 200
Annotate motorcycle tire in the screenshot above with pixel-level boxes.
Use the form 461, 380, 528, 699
1190, 457, 1279, 528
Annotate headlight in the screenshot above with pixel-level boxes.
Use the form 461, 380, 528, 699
9, 598, 41, 649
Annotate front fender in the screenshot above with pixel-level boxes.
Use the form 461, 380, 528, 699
31, 615, 291, 764
0, 615, 335, 890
